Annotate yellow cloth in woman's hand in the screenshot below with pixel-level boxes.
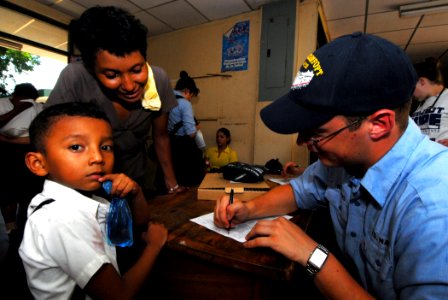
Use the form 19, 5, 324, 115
141, 64, 161, 111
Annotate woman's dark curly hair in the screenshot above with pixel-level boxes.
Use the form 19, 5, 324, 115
70, 6, 148, 69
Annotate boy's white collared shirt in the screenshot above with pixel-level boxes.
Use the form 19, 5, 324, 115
19, 180, 118, 300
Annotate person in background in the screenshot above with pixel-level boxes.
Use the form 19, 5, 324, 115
19, 102, 167, 299
411, 57, 448, 145
0, 83, 44, 233
0, 83, 43, 143
0, 82, 44, 299
214, 33, 448, 299
0, 96, 14, 116
205, 127, 238, 172
0, 83, 38, 129
194, 117, 207, 154
168, 70, 205, 186
45, 6, 184, 194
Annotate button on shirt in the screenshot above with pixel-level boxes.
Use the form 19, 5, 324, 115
290, 119, 448, 299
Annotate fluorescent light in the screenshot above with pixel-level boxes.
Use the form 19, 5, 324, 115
400, 0, 448, 17
0, 38, 23, 51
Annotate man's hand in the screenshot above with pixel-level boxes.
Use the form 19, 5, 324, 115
282, 161, 305, 177
244, 216, 317, 266
213, 193, 249, 229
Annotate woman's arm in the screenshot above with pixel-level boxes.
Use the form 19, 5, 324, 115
152, 112, 178, 191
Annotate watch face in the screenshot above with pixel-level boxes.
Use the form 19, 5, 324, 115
310, 248, 327, 267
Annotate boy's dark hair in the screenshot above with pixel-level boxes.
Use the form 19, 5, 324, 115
69, 6, 148, 69
29, 102, 111, 153
414, 57, 444, 85
13, 83, 38, 100
175, 70, 200, 96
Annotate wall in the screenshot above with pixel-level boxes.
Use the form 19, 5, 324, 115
254, 0, 319, 167
148, 11, 261, 165
148, 0, 320, 167
291, 0, 320, 166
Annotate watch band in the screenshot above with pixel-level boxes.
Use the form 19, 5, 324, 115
305, 244, 329, 278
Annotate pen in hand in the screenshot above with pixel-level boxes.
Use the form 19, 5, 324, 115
227, 188, 234, 234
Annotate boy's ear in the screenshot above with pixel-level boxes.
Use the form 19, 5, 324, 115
25, 152, 48, 177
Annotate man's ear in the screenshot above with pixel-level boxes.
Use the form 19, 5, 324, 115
367, 109, 396, 140
419, 77, 429, 86
25, 152, 48, 177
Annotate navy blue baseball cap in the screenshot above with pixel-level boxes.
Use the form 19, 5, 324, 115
260, 32, 418, 134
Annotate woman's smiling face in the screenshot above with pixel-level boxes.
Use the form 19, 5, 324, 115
94, 50, 148, 103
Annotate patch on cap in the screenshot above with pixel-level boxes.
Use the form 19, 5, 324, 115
291, 53, 324, 90
260, 32, 417, 135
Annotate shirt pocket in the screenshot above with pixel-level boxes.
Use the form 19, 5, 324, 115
362, 232, 393, 281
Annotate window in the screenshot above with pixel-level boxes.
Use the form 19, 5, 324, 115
0, 2, 69, 96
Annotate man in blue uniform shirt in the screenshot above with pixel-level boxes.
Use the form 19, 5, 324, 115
214, 32, 448, 299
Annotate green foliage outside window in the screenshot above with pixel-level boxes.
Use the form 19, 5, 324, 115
0, 46, 40, 97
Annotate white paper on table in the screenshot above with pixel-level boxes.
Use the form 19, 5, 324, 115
268, 177, 292, 185
190, 212, 292, 243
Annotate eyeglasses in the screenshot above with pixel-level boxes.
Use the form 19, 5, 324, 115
306, 119, 362, 147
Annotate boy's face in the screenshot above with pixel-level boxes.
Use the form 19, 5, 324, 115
38, 116, 114, 192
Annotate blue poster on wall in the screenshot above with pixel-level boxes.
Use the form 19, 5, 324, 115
221, 20, 249, 72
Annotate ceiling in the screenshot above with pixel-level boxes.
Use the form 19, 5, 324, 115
1, 0, 448, 66
31, 0, 283, 36
321, 0, 448, 66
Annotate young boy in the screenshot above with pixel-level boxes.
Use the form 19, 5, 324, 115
19, 102, 167, 299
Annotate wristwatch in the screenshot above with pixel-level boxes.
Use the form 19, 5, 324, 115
305, 244, 329, 277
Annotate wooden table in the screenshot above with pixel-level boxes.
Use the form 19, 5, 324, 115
143, 187, 333, 299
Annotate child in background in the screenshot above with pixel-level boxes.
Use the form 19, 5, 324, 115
19, 102, 167, 299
